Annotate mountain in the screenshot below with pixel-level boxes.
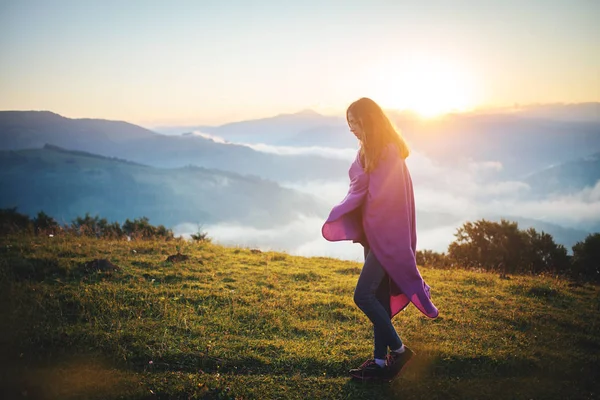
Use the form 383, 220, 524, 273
152, 104, 600, 179
154, 110, 344, 144
2, 107, 597, 254
287, 125, 354, 148
506, 102, 600, 122
9, 106, 596, 184
0, 111, 156, 149
396, 112, 600, 178
0, 146, 329, 228
522, 152, 600, 196
0, 111, 349, 182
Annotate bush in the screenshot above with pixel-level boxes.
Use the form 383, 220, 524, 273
572, 233, 600, 283
0, 209, 176, 241
71, 213, 106, 237
0, 207, 33, 235
33, 211, 61, 236
190, 225, 211, 243
447, 219, 573, 277
416, 250, 450, 269
122, 217, 174, 240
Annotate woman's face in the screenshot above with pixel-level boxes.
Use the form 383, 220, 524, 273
347, 111, 364, 141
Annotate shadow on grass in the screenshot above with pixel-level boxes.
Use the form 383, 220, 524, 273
415, 353, 540, 378
4, 256, 65, 281
135, 350, 555, 381
3, 348, 598, 400
339, 351, 598, 400
130, 353, 354, 377
3, 256, 122, 283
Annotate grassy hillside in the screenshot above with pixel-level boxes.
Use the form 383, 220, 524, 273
1, 235, 598, 400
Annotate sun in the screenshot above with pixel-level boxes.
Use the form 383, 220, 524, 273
367, 58, 477, 118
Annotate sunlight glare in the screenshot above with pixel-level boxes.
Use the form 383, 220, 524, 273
368, 58, 477, 118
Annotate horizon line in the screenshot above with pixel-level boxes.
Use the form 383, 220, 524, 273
1, 101, 599, 128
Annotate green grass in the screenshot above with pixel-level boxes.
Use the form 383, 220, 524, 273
1, 235, 598, 400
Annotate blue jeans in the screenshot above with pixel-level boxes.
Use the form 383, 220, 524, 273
353, 248, 403, 360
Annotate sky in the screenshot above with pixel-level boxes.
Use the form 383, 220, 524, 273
0, 0, 599, 125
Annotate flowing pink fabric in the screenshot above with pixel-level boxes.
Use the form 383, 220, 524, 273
322, 145, 439, 319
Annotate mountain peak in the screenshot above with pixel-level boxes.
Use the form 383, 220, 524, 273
286, 109, 322, 117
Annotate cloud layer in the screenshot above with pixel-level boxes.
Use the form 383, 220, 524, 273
190, 130, 358, 161
173, 216, 365, 261
175, 137, 599, 259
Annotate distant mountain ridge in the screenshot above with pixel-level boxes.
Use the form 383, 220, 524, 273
0, 111, 349, 182
0, 110, 157, 147
3, 107, 598, 191
41, 143, 147, 166
1, 106, 598, 254
153, 103, 600, 179
397, 112, 600, 178
503, 102, 600, 122
155, 109, 343, 142
523, 151, 600, 196
0, 146, 329, 228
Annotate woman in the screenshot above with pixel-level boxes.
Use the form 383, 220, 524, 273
322, 97, 438, 381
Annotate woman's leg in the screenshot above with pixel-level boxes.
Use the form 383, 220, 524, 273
354, 250, 402, 360
374, 266, 403, 354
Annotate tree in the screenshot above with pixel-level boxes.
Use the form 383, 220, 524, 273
191, 224, 211, 243
72, 213, 103, 237
447, 219, 569, 276
572, 233, 600, 282
523, 228, 569, 275
0, 207, 33, 235
448, 219, 526, 273
123, 217, 174, 240
33, 211, 60, 235
102, 221, 124, 239
416, 250, 448, 269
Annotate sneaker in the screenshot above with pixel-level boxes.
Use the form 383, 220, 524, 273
386, 346, 415, 379
349, 359, 388, 380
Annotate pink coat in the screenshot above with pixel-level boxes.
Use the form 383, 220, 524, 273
322, 145, 439, 319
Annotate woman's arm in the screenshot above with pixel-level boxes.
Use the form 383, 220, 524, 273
322, 153, 370, 242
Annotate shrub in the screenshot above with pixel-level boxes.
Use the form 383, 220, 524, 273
33, 211, 61, 236
0, 207, 33, 235
572, 233, 600, 283
190, 224, 211, 243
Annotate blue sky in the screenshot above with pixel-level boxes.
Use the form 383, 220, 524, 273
0, 0, 598, 125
